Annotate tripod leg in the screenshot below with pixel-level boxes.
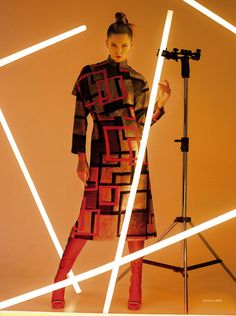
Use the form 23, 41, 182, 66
157, 222, 179, 241
189, 221, 236, 282
182, 221, 188, 314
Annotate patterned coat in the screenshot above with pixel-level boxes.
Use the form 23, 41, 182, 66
69, 56, 164, 241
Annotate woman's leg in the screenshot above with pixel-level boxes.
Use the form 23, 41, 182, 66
127, 239, 144, 310
51, 237, 87, 309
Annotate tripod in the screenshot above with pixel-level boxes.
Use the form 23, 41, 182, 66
117, 48, 236, 313
143, 48, 236, 313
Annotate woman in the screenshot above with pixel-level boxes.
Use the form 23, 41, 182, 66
51, 12, 171, 310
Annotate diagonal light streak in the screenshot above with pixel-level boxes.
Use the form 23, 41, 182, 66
0, 108, 81, 293
182, 0, 236, 34
1, 1, 235, 312
0, 209, 235, 310
0, 25, 87, 67
103, 10, 174, 314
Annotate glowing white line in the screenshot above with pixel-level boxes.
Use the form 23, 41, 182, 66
0, 108, 81, 293
103, 10, 174, 314
0, 209, 235, 310
0, 25, 87, 67
122, 209, 236, 265
1, 2, 235, 311
183, 0, 236, 34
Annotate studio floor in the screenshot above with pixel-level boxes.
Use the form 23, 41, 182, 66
1, 250, 236, 315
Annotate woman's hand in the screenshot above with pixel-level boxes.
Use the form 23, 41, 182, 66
77, 153, 89, 186
157, 80, 171, 108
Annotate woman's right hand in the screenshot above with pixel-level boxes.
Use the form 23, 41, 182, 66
76, 153, 89, 186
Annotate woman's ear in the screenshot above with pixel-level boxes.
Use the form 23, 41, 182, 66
105, 38, 109, 48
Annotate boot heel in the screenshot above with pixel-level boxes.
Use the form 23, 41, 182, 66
51, 299, 65, 309
128, 300, 141, 310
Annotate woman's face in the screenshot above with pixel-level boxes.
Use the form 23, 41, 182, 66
106, 34, 133, 63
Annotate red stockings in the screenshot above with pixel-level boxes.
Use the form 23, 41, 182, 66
127, 240, 144, 310
51, 237, 87, 309
51, 238, 144, 310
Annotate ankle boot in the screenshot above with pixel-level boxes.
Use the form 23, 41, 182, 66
127, 240, 144, 310
51, 237, 86, 309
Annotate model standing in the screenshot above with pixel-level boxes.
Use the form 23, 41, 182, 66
51, 12, 171, 310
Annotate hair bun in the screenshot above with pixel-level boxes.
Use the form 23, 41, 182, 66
115, 12, 128, 24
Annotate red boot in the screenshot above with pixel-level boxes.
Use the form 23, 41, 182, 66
51, 238, 87, 309
127, 240, 144, 310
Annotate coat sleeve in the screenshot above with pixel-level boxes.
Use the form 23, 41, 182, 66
71, 70, 90, 154
134, 79, 165, 127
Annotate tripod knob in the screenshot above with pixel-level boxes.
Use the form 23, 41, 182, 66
174, 137, 189, 152
174, 216, 191, 223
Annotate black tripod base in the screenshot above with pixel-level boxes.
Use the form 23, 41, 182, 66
143, 258, 222, 276
142, 217, 236, 282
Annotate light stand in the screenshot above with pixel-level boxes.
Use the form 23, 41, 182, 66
117, 48, 236, 314
164, 48, 201, 313
142, 48, 236, 313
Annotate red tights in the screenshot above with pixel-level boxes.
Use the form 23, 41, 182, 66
51, 238, 144, 310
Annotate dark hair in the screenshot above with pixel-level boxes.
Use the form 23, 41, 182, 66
107, 12, 135, 39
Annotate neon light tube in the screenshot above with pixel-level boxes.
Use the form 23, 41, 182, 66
0, 209, 235, 310
103, 10, 174, 314
183, 0, 236, 34
0, 25, 87, 67
0, 108, 81, 293
121, 209, 236, 265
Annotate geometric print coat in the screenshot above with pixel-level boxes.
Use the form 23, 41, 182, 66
69, 56, 164, 241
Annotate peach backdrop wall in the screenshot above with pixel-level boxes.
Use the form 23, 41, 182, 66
0, 0, 235, 314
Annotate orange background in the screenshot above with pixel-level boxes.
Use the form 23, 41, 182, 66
0, 0, 235, 314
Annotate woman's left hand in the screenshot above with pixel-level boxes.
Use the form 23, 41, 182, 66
157, 80, 171, 108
